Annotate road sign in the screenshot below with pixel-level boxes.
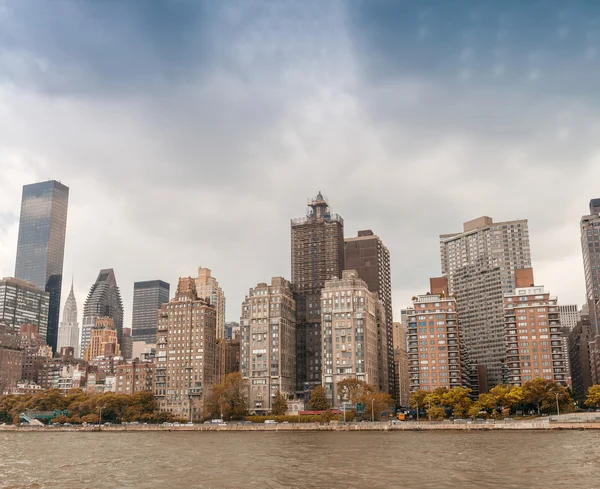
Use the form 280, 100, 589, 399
356, 402, 364, 413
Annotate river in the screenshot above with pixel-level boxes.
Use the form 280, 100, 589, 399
0, 431, 598, 488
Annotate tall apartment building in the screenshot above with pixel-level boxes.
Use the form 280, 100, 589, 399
84, 317, 121, 362
568, 314, 594, 402
440, 216, 532, 387
321, 270, 380, 406
216, 337, 241, 384
121, 328, 133, 360
581, 199, 600, 333
558, 304, 581, 331
154, 277, 217, 421
345, 230, 394, 397
0, 322, 23, 394
20, 324, 52, 385
196, 268, 225, 339
131, 280, 170, 344
503, 280, 567, 386
393, 321, 410, 407
57, 281, 79, 353
0, 277, 49, 333
14, 180, 69, 352
291, 192, 344, 394
407, 280, 469, 392
240, 277, 296, 413
81, 269, 124, 357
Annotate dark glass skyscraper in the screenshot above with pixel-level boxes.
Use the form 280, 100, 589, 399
132, 280, 170, 344
15, 180, 69, 352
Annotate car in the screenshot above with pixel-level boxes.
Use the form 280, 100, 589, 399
211, 419, 224, 424
64, 423, 72, 426
204, 421, 211, 424
103, 422, 112, 426
173, 422, 181, 426
186, 422, 194, 425
264, 420, 277, 424
281, 421, 289, 424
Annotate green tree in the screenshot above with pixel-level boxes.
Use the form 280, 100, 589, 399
271, 391, 288, 416
427, 405, 446, 421
585, 385, 600, 408
409, 390, 428, 413
308, 386, 329, 411
442, 387, 472, 418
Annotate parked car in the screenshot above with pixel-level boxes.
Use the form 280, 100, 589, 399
264, 420, 277, 424
211, 419, 224, 424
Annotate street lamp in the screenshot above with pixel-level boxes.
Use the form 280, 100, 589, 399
98, 406, 104, 431
555, 392, 560, 416
428, 399, 432, 422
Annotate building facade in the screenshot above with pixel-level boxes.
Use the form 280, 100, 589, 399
154, 277, 217, 421
407, 289, 468, 392
0, 322, 22, 394
81, 269, 124, 357
121, 328, 133, 360
581, 199, 600, 333
240, 277, 296, 414
131, 280, 170, 344
216, 338, 241, 384
558, 304, 581, 331
0, 277, 49, 335
291, 192, 344, 395
568, 315, 594, 402
84, 317, 121, 362
115, 359, 155, 394
14, 180, 69, 353
57, 281, 79, 353
344, 230, 394, 397
440, 216, 532, 387
503, 284, 567, 386
196, 268, 225, 339
321, 270, 380, 406
393, 321, 410, 407
20, 324, 52, 385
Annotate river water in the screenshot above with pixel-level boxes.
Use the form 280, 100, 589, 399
0, 431, 598, 488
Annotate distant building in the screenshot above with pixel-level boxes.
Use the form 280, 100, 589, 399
241, 277, 296, 414
14, 180, 69, 353
38, 347, 87, 390
57, 281, 79, 353
0, 322, 22, 394
0, 277, 49, 334
81, 269, 124, 357
131, 280, 170, 344
19, 324, 52, 385
216, 338, 241, 384
559, 304, 581, 331
321, 270, 381, 406
393, 321, 410, 407
581, 199, 600, 332
196, 268, 225, 339
345, 230, 394, 398
291, 192, 344, 395
224, 321, 239, 340
154, 277, 217, 421
121, 327, 133, 360
504, 279, 567, 386
407, 280, 469, 392
568, 314, 594, 402
132, 341, 156, 362
440, 216, 532, 387
84, 317, 121, 362
115, 359, 155, 394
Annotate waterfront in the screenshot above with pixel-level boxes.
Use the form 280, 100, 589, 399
0, 431, 598, 489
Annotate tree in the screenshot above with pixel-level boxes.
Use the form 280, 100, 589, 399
522, 378, 572, 415
271, 391, 288, 416
427, 406, 446, 421
442, 387, 472, 418
585, 385, 600, 408
308, 386, 329, 411
409, 390, 428, 412
363, 391, 394, 421
204, 372, 249, 421
336, 378, 372, 404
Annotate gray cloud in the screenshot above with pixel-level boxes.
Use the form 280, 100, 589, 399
0, 0, 597, 329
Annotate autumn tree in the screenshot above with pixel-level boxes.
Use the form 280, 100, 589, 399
308, 386, 330, 411
427, 406, 446, 421
409, 390, 428, 413
271, 391, 288, 416
363, 391, 394, 421
522, 378, 571, 415
336, 378, 373, 404
204, 372, 249, 420
585, 385, 600, 408
442, 387, 472, 418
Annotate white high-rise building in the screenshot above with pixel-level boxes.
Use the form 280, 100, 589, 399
581, 199, 600, 333
558, 304, 581, 331
440, 216, 532, 387
57, 281, 79, 354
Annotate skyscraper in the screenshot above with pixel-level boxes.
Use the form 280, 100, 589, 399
581, 199, 600, 332
291, 192, 344, 394
81, 269, 123, 358
131, 280, 170, 344
154, 277, 217, 421
84, 316, 120, 362
196, 268, 226, 339
240, 277, 296, 413
14, 180, 69, 352
57, 281, 79, 353
558, 304, 581, 331
440, 216, 532, 388
345, 230, 394, 397
0, 277, 49, 333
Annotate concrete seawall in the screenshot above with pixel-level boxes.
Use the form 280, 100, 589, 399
1, 421, 599, 432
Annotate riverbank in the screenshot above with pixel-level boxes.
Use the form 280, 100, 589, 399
2, 419, 600, 431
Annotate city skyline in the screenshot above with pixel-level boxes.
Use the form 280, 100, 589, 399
1, 1, 599, 328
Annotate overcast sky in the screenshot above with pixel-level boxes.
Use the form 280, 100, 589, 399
1, 0, 599, 327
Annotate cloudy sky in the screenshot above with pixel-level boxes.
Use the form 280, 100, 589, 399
1, 0, 599, 327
